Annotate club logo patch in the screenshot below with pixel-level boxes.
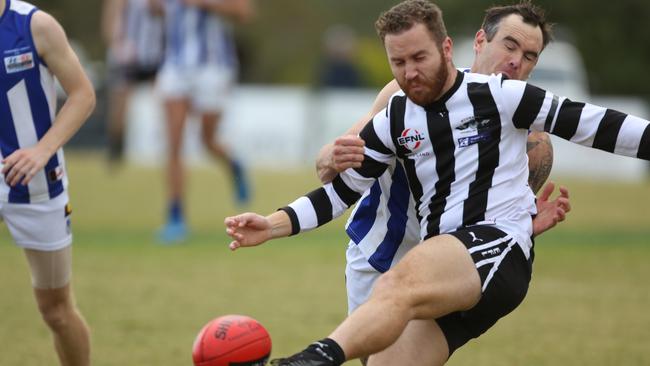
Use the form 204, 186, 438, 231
4, 52, 35, 74
458, 132, 492, 148
397, 128, 426, 151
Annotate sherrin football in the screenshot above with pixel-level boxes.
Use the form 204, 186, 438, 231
192, 314, 272, 366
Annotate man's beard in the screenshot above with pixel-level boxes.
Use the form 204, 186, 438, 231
403, 54, 449, 106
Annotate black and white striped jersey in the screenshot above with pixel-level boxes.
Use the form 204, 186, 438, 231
282, 71, 650, 258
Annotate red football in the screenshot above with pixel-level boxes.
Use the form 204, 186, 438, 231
192, 315, 272, 366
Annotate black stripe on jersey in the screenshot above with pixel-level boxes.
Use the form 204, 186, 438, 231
512, 83, 546, 129
551, 99, 585, 140
306, 188, 333, 226
424, 107, 456, 238
638, 124, 650, 160
543, 95, 559, 132
355, 155, 389, 178
389, 95, 411, 159
278, 206, 300, 236
331, 175, 361, 207
360, 119, 392, 156
390, 96, 424, 225
592, 109, 626, 153
463, 82, 502, 226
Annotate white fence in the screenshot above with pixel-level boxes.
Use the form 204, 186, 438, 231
125, 84, 650, 181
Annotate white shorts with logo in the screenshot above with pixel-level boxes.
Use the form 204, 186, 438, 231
1, 192, 72, 251
157, 64, 234, 113
345, 241, 382, 315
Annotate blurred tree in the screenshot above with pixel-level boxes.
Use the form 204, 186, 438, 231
25, 0, 650, 99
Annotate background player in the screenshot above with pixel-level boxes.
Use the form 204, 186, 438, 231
156, 0, 254, 242
101, 0, 165, 164
1, 0, 95, 364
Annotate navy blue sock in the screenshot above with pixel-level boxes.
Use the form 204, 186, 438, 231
168, 200, 183, 223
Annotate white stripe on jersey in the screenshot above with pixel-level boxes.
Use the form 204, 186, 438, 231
7, 80, 50, 201
40, 64, 56, 122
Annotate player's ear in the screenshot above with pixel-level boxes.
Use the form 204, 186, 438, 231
443, 36, 453, 62
474, 29, 487, 53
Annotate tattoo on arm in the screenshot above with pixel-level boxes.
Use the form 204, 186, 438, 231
527, 137, 553, 194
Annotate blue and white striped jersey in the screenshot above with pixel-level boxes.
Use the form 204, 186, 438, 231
0, 0, 67, 203
344, 162, 420, 273
283, 71, 650, 259
109, 0, 164, 69
163, 0, 238, 69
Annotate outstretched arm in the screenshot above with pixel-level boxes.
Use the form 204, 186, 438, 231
316, 79, 400, 183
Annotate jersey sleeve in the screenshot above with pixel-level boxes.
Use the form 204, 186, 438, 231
501, 79, 650, 160
279, 107, 396, 235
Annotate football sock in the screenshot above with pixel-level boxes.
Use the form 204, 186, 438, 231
169, 200, 183, 223
304, 338, 345, 366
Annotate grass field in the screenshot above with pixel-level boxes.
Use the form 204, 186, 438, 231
1, 152, 649, 365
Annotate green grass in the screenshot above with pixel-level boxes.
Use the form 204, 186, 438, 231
1, 153, 649, 365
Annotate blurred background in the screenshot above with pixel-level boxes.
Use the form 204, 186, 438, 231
1, 1, 649, 365
32, 0, 650, 176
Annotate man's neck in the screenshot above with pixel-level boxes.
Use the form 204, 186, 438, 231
433, 64, 461, 101
0, 1, 5, 17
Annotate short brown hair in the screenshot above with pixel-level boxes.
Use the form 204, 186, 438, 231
482, 1, 554, 49
375, 0, 447, 45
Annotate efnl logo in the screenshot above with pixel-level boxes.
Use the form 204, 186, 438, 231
4, 52, 34, 74
397, 128, 426, 151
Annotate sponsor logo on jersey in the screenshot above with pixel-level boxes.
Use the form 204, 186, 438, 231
458, 132, 491, 148
456, 116, 493, 134
397, 128, 426, 151
4, 52, 35, 74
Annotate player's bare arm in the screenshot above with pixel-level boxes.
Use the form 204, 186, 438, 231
183, 0, 253, 23
527, 131, 554, 194
2, 11, 95, 187
316, 80, 400, 183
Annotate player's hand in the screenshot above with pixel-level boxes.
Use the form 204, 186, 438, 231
2, 147, 52, 187
330, 135, 365, 172
532, 182, 571, 237
225, 213, 272, 250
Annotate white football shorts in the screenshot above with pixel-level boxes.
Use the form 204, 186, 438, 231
345, 241, 382, 315
157, 64, 234, 113
1, 192, 72, 251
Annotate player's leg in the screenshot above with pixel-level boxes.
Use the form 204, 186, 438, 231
347, 242, 447, 366
105, 65, 132, 164
159, 96, 190, 241
26, 248, 91, 366
329, 234, 481, 360
273, 226, 531, 366
157, 65, 192, 241
367, 319, 448, 366
5, 194, 90, 366
195, 65, 249, 204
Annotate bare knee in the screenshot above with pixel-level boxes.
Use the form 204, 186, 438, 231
39, 301, 74, 331
371, 269, 412, 308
